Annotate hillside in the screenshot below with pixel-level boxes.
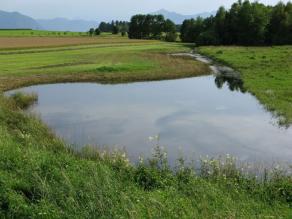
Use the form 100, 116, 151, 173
0, 10, 41, 30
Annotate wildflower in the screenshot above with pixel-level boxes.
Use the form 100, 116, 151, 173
163, 152, 167, 158
148, 136, 154, 142
139, 156, 144, 164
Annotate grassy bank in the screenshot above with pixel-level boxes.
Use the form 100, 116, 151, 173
0, 36, 291, 217
199, 46, 292, 125
1, 94, 291, 218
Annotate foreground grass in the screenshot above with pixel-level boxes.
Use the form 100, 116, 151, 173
0, 41, 209, 90
199, 46, 292, 125
0, 94, 291, 218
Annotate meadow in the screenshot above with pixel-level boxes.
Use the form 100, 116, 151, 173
0, 34, 291, 218
199, 46, 292, 125
0, 38, 209, 90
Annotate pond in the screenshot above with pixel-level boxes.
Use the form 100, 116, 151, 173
8, 75, 292, 165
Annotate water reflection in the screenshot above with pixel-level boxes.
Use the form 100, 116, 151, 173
7, 76, 292, 165
215, 75, 246, 93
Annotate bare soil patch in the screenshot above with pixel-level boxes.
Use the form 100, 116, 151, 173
0, 37, 149, 49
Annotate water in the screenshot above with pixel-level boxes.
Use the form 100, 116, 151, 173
8, 76, 292, 164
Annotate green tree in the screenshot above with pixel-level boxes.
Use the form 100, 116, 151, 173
236, 1, 269, 45
88, 28, 95, 36
180, 0, 292, 46
180, 19, 196, 42
267, 2, 292, 44
112, 25, 120, 34
94, 28, 101, 36
128, 14, 172, 40
214, 6, 227, 44
164, 19, 177, 42
180, 17, 205, 43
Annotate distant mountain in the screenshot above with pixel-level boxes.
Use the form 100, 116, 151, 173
0, 10, 97, 32
151, 9, 215, 24
0, 10, 41, 29
37, 18, 98, 32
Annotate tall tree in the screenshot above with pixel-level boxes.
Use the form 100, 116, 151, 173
180, 0, 291, 46
267, 2, 292, 44
164, 19, 177, 42
128, 14, 174, 41
214, 6, 227, 44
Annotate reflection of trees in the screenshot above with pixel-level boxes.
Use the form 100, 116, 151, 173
215, 75, 246, 93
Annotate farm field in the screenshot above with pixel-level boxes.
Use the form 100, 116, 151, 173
0, 36, 157, 49
0, 35, 155, 49
0, 37, 209, 90
0, 29, 87, 37
0, 34, 291, 218
199, 46, 292, 125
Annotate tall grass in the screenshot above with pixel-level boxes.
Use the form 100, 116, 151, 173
80, 138, 292, 207
9, 92, 38, 109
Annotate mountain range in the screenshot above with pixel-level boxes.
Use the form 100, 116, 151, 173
0, 10, 41, 30
152, 9, 215, 24
0, 10, 97, 32
0, 9, 215, 31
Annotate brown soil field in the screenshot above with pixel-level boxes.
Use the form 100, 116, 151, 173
0, 37, 151, 49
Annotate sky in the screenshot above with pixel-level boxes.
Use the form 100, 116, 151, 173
1, 0, 289, 21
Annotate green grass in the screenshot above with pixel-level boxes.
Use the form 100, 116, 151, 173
0, 36, 291, 218
0, 29, 87, 37
9, 92, 38, 109
0, 41, 209, 90
199, 46, 292, 125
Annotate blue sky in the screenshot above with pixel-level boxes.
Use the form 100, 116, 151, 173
1, 0, 289, 20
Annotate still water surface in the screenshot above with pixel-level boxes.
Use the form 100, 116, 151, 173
9, 76, 292, 164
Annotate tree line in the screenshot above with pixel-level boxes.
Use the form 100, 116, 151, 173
128, 14, 177, 41
88, 20, 129, 36
99, 21, 129, 35
180, 0, 292, 45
